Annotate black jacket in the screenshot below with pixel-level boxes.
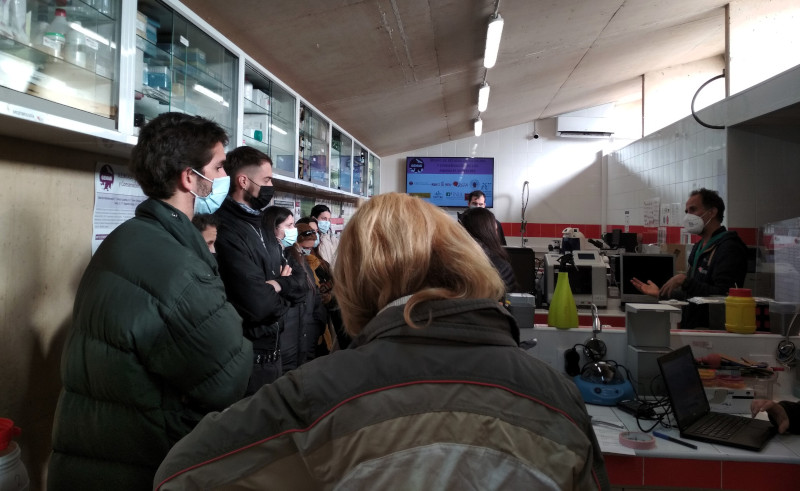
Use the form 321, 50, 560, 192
482, 244, 517, 293
679, 226, 748, 329
214, 198, 306, 348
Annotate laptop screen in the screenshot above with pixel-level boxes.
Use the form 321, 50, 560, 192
658, 345, 710, 428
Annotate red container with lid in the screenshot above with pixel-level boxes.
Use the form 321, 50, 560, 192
0, 419, 21, 451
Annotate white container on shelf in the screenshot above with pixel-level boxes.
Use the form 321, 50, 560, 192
42, 8, 68, 59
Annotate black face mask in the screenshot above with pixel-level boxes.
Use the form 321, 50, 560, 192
247, 184, 275, 211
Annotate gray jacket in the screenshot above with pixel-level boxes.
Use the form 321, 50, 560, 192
155, 297, 609, 490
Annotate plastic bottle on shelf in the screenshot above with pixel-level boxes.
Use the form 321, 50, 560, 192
0, 418, 28, 491
42, 8, 68, 59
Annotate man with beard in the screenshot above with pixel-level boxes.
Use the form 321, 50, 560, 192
214, 146, 306, 393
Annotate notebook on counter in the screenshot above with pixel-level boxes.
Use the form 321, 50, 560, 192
657, 345, 776, 451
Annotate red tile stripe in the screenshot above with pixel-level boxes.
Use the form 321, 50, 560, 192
501, 223, 758, 246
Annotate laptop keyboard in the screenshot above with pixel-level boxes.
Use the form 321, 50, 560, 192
695, 413, 748, 440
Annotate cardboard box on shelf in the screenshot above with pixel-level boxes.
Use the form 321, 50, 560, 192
661, 243, 687, 272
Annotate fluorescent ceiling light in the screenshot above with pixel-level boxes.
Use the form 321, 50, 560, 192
483, 14, 504, 69
270, 124, 287, 135
193, 83, 224, 104
478, 82, 490, 112
474, 117, 483, 137
69, 22, 110, 46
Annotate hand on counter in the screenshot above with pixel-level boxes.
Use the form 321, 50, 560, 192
751, 399, 789, 434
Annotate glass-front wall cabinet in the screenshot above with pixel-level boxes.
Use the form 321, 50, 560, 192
299, 103, 328, 185
0, 0, 120, 125
243, 64, 296, 178
368, 153, 379, 197
353, 141, 366, 196
134, 0, 236, 136
331, 126, 352, 192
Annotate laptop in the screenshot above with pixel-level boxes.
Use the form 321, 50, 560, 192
657, 345, 776, 451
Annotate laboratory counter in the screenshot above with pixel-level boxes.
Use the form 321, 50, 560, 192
587, 404, 800, 490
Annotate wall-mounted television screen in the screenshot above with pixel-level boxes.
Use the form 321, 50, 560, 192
405, 156, 494, 207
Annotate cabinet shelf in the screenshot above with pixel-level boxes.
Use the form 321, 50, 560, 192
0, 0, 378, 199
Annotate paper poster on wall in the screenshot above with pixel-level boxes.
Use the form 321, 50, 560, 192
660, 204, 671, 226
643, 197, 660, 227
92, 162, 146, 254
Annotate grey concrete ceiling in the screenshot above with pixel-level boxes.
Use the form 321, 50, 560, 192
180, 0, 729, 156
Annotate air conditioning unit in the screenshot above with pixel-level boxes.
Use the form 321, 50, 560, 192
556, 103, 615, 138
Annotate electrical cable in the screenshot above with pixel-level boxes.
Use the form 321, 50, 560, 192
776, 312, 799, 367
520, 180, 529, 247
691, 71, 726, 130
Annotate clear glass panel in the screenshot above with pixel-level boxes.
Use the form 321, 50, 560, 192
299, 104, 328, 184
338, 130, 352, 193
242, 66, 296, 177
331, 127, 353, 192
353, 142, 366, 196
135, 0, 237, 138
269, 83, 296, 177
0, 0, 121, 120
368, 153, 379, 197
242, 67, 270, 155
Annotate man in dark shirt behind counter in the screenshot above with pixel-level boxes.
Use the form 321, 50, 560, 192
466, 189, 506, 245
631, 188, 748, 329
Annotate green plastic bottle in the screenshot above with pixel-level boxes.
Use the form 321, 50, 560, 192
548, 271, 579, 329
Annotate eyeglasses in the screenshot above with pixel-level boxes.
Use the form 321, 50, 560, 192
299, 230, 317, 238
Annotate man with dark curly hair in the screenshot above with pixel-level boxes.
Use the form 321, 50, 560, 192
48, 113, 252, 491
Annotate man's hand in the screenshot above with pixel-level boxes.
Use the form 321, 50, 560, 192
280, 264, 292, 277
630, 277, 660, 297
266, 280, 282, 292
659, 273, 686, 298
751, 399, 790, 434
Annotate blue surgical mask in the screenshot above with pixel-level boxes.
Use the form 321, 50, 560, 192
191, 169, 229, 215
313, 236, 320, 248
280, 227, 298, 248
317, 220, 331, 234
300, 247, 313, 256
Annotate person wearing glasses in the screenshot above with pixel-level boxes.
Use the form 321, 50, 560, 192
296, 217, 349, 352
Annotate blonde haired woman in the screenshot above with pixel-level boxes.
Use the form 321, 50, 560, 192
155, 193, 610, 491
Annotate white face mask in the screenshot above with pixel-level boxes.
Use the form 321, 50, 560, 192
682, 212, 709, 235
317, 220, 331, 234
191, 170, 229, 215
280, 227, 298, 248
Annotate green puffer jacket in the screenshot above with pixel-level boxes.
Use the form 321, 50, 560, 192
48, 198, 253, 491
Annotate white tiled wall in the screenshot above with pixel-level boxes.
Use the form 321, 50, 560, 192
608, 118, 728, 226
380, 118, 635, 225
